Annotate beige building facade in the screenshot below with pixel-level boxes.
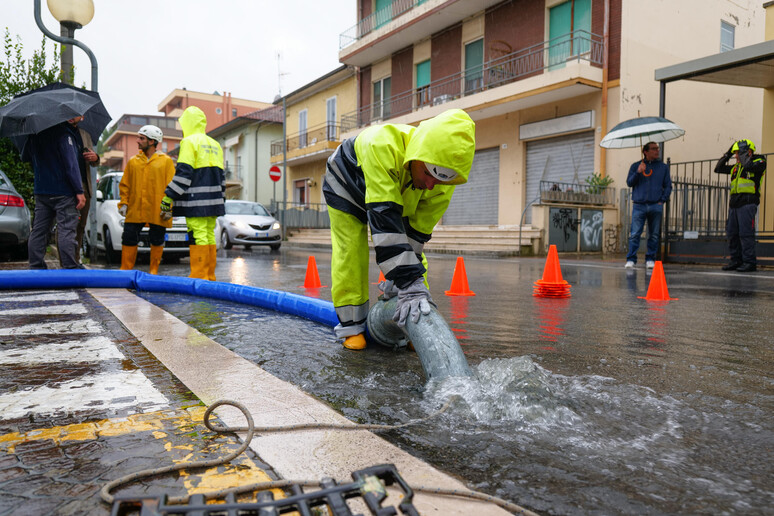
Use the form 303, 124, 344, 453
329, 0, 765, 255
270, 66, 357, 207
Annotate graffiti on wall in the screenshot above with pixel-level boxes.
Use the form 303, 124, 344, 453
580, 210, 603, 252
552, 208, 579, 243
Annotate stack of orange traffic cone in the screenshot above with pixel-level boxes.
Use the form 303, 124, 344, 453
533, 245, 571, 298
638, 261, 678, 301
445, 256, 476, 296
301, 255, 324, 288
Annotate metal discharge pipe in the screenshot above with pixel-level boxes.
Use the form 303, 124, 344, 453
367, 298, 473, 380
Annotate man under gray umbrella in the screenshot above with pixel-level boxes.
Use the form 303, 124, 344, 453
22, 117, 86, 269
624, 141, 672, 269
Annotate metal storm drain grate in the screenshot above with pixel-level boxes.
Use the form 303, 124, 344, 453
110, 463, 419, 516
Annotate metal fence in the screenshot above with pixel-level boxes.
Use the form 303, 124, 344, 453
666, 152, 772, 237
270, 124, 341, 157
341, 31, 603, 132
272, 201, 330, 230
539, 180, 616, 206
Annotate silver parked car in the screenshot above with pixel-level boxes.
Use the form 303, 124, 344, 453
0, 169, 31, 259
217, 200, 281, 250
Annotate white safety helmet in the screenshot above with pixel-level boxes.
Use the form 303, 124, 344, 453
138, 125, 163, 144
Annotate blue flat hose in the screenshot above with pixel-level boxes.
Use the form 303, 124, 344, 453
0, 270, 339, 328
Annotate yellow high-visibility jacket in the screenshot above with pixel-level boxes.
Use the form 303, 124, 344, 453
323, 108, 475, 288
119, 151, 176, 227
164, 106, 225, 218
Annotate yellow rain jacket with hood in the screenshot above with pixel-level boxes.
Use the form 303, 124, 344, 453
323, 108, 475, 335
119, 151, 176, 227
164, 106, 225, 219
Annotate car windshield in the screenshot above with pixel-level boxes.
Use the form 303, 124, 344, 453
225, 202, 269, 216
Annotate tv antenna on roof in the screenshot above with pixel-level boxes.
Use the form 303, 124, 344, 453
277, 52, 290, 97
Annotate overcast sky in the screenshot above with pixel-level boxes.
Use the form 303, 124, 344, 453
3, 0, 355, 126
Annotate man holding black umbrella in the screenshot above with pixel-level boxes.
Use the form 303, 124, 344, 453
23, 117, 85, 269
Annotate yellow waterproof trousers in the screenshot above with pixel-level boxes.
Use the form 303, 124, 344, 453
329, 207, 370, 338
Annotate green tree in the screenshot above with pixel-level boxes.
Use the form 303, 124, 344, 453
0, 28, 62, 211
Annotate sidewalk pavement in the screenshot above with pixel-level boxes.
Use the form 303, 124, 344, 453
0, 259, 512, 516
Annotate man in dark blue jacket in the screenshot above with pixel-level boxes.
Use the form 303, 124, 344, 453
23, 118, 86, 269
625, 141, 672, 269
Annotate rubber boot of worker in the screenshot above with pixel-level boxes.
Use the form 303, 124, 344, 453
188, 245, 208, 279
207, 244, 217, 281
149, 245, 164, 275
343, 334, 366, 350
120, 245, 138, 270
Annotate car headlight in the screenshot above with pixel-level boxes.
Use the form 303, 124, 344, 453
272, 222, 280, 230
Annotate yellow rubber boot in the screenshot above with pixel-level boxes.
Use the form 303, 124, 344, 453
343, 334, 366, 350
149, 245, 164, 275
188, 245, 208, 279
207, 244, 217, 281
120, 245, 138, 270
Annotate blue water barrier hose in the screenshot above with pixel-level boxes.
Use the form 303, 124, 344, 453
0, 270, 339, 328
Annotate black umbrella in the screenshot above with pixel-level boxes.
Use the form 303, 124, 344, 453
0, 82, 112, 143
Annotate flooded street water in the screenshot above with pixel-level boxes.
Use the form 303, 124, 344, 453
140, 249, 774, 514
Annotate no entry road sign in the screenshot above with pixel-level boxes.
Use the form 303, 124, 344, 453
269, 165, 281, 182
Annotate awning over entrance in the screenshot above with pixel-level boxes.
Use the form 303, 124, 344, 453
655, 39, 774, 88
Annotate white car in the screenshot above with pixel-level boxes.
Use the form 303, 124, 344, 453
86, 172, 190, 262
216, 200, 281, 250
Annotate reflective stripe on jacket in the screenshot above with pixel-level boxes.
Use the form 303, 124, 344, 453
730, 158, 765, 195
164, 106, 225, 218
119, 151, 176, 227
323, 108, 475, 288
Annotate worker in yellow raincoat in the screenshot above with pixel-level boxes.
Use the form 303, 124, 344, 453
161, 106, 225, 280
322, 108, 476, 350
118, 125, 175, 274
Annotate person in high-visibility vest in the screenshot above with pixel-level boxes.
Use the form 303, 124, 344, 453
714, 139, 767, 272
322, 108, 476, 350
161, 106, 225, 280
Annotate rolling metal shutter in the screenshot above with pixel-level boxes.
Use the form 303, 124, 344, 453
443, 147, 499, 225
524, 131, 595, 224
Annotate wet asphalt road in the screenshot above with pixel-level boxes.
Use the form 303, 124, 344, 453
1, 247, 773, 514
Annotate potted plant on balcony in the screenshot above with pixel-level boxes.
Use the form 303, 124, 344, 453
584, 172, 614, 203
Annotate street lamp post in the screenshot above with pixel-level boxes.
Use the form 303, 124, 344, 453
34, 0, 100, 261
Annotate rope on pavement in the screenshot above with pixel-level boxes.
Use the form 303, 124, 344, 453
100, 398, 537, 515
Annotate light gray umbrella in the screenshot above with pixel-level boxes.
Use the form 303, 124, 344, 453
600, 116, 685, 149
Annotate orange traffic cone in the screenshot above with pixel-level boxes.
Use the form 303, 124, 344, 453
372, 270, 386, 284
445, 256, 476, 296
302, 255, 323, 288
639, 261, 678, 301
533, 245, 571, 298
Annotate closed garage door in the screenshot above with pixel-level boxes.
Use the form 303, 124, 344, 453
524, 131, 595, 224
443, 147, 499, 225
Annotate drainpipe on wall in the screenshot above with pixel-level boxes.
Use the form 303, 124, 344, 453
599, 0, 610, 178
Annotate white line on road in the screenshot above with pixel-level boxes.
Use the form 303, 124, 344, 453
0, 369, 170, 420
0, 336, 124, 365
0, 292, 80, 302
0, 318, 103, 336
0, 304, 88, 316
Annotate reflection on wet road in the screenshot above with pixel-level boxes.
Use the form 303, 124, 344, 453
141, 248, 774, 514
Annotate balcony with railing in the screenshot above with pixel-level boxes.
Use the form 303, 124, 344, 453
339, 0, 504, 67
341, 31, 604, 132
270, 123, 342, 165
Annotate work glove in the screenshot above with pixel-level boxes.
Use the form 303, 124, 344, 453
738, 151, 752, 168
378, 279, 398, 300
118, 205, 127, 217
160, 196, 173, 221
393, 277, 435, 327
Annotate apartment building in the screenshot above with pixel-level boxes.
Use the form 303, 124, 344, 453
103, 89, 273, 173
334, 0, 764, 254
270, 65, 357, 207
